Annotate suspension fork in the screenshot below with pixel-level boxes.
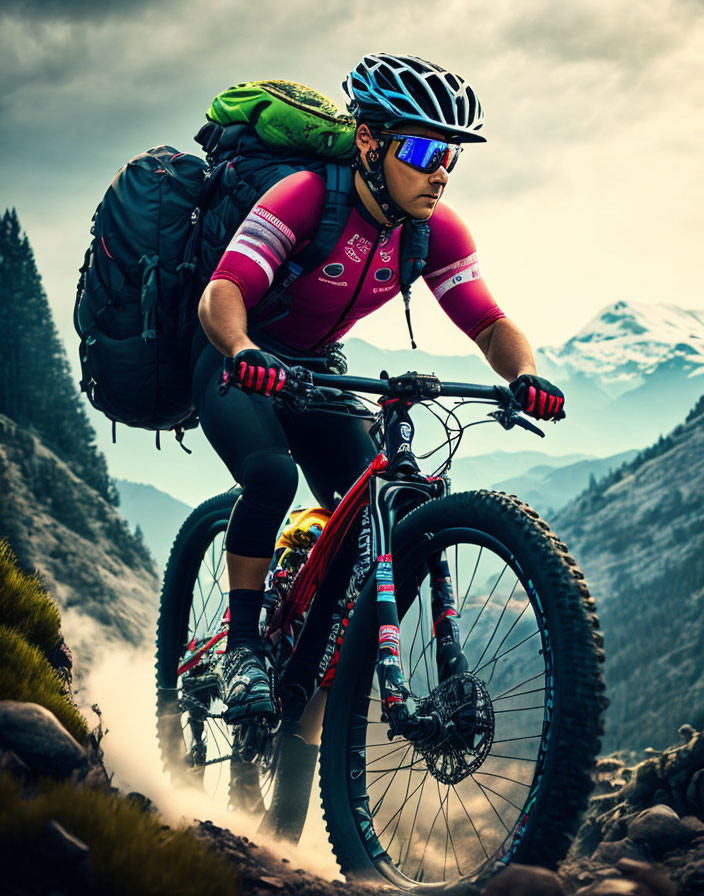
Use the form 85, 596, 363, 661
368, 473, 445, 736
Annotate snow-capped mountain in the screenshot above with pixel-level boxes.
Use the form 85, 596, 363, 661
538, 301, 704, 399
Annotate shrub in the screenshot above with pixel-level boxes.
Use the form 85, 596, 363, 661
0, 774, 240, 896
0, 624, 89, 744
0, 538, 61, 654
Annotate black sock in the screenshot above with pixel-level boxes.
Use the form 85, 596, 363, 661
227, 588, 264, 651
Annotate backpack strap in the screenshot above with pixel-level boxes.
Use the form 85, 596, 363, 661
398, 218, 430, 349
248, 164, 354, 333
292, 163, 355, 275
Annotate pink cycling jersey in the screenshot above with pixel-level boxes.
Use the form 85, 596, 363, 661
210, 170, 505, 351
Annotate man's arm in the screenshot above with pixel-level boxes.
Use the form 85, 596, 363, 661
474, 317, 537, 381
475, 318, 566, 420
198, 279, 259, 358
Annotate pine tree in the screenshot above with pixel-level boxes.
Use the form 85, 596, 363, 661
0, 209, 118, 504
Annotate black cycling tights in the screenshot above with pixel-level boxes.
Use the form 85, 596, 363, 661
192, 343, 378, 558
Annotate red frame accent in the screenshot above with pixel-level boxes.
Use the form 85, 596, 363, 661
267, 452, 387, 640
177, 630, 226, 676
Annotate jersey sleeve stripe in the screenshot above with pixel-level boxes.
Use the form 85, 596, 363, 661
208, 268, 249, 297
465, 306, 506, 340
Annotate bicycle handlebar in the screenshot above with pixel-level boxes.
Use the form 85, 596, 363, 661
281, 366, 547, 438
309, 371, 499, 401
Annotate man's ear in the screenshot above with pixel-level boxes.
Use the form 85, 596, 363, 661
355, 123, 379, 169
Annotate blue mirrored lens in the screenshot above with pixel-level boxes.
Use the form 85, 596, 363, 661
395, 136, 460, 172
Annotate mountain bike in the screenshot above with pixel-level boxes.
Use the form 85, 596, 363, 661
155, 366, 606, 890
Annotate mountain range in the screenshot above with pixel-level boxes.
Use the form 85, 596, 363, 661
344, 299, 704, 461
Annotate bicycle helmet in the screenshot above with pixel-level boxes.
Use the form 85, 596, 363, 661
343, 52, 486, 144
342, 53, 485, 224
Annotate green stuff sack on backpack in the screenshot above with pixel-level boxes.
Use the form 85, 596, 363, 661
207, 80, 356, 158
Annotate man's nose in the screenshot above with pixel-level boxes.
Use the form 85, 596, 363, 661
429, 166, 450, 186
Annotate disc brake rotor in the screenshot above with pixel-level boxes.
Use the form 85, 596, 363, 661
414, 672, 495, 785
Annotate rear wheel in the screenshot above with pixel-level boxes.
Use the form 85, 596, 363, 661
155, 489, 273, 814
319, 490, 605, 890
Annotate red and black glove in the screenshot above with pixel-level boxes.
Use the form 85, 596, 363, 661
509, 374, 565, 421
226, 348, 287, 397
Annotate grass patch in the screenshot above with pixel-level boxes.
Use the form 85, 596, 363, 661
0, 538, 61, 654
0, 773, 240, 896
0, 625, 89, 744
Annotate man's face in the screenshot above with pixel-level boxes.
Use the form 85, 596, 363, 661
382, 124, 456, 220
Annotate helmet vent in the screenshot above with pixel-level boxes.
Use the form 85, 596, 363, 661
392, 96, 418, 116
404, 56, 431, 75
427, 73, 455, 122
375, 68, 397, 93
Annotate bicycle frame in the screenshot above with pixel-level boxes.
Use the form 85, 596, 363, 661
264, 381, 450, 727
178, 368, 541, 728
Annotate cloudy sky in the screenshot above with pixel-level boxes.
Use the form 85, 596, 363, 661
2, 0, 703, 500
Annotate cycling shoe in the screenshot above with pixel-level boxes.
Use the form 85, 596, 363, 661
221, 644, 276, 724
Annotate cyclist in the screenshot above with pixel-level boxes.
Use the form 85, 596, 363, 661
190, 52, 566, 726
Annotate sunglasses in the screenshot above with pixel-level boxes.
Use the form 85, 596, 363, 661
384, 133, 463, 173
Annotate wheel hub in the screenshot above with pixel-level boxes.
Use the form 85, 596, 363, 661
414, 672, 494, 784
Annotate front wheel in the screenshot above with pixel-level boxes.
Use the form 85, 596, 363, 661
319, 490, 605, 890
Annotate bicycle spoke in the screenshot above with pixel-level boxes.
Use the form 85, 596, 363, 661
472, 776, 524, 816
474, 770, 532, 788
473, 628, 541, 675
487, 595, 530, 664
493, 734, 543, 744
451, 784, 490, 860
457, 545, 482, 618
366, 741, 413, 766
470, 777, 513, 834
413, 795, 444, 879
471, 578, 520, 672
400, 771, 429, 872
461, 560, 509, 653
437, 779, 462, 877
492, 686, 546, 702
369, 743, 414, 816
377, 751, 420, 844
487, 753, 540, 762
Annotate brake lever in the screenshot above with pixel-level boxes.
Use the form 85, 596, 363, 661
490, 385, 545, 438
512, 415, 545, 438
274, 364, 314, 413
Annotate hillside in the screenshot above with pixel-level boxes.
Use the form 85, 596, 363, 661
0, 413, 159, 680
490, 449, 638, 517
114, 480, 192, 571
552, 394, 704, 751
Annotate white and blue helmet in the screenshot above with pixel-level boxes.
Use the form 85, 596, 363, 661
343, 52, 486, 143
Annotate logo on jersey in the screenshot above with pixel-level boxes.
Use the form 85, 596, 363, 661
374, 267, 393, 282
427, 252, 482, 299
322, 263, 345, 278
346, 232, 372, 263
319, 278, 348, 287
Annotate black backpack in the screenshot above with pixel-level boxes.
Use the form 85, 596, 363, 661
75, 130, 430, 442
75, 146, 207, 436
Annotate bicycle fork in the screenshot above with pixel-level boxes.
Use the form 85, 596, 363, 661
368, 472, 450, 741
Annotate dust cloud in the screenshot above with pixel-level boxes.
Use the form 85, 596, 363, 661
81, 644, 343, 882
